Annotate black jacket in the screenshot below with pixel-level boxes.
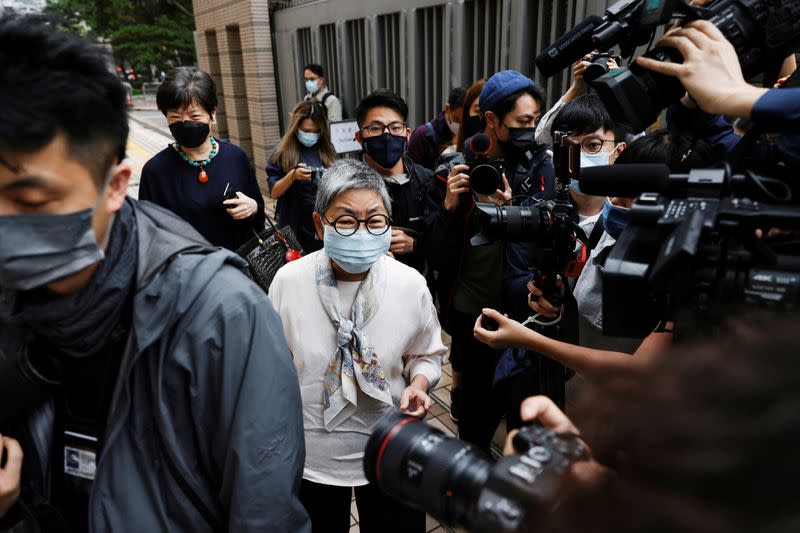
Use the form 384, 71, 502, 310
380, 154, 442, 274
429, 146, 555, 331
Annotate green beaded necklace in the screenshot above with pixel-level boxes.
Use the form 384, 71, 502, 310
175, 136, 219, 183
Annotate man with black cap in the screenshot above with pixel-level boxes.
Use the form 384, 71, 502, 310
428, 71, 554, 453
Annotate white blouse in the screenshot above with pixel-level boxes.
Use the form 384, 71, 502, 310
269, 252, 446, 486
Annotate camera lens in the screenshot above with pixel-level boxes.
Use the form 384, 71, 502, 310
471, 203, 547, 246
583, 55, 610, 82
470, 163, 502, 196
364, 411, 491, 528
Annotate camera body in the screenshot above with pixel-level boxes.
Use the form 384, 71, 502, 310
364, 412, 588, 533
538, 0, 800, 132
582, 50, 621, 82
443, 143, 505, 197
588, 165, 800, 337
307, 166, 325, 180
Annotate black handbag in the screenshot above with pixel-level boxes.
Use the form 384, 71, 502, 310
235, 217, 304, 294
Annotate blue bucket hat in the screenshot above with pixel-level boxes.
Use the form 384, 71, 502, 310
479, 70, 536, 114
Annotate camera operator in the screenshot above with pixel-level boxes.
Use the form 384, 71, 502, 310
430, 69, 555, 452
496, 94, 628, 423
502, 312, 800, 533
475, 132, 715, 387
637, 20, 800, 131
0, 17, 308, 532
535, 55, 621, 146
354, 89, 440, 274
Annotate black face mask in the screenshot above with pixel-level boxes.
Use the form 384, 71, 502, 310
169, 120, 210, 148
498, 126, 537, 158
362, 133, 407, 170
462, 115, 483, 141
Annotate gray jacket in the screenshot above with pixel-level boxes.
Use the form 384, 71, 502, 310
3, 200, 310, 532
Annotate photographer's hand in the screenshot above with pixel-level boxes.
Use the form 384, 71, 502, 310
636, 20, 767, 119
527, 279, 564, 318
504, 397, 611, 492
444, 164, 470, 212
0, 435, 22, 519
473, 308, 534, 350
477, 175, 512, 207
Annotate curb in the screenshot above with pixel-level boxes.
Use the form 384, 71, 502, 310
129, 112, 172, 139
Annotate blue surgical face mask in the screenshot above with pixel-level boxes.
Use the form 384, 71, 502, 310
0, 173, 113, 291
305, 79, 319, 94
297, 130, 320, 148
323, 225, 392, 274
580, 150, 611, 168
569, 178, 583, 195
601, 197, 630, 240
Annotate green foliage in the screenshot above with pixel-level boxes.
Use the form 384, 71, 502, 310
45, 0, 196, 78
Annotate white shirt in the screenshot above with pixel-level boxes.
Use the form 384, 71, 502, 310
269, 252, 446, 486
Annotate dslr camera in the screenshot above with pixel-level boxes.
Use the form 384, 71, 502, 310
580, 163, 800, 338
441, 133, 505, 197
536, 0, 800, 131
581, 49, 622, 82
364, 411, 588, 533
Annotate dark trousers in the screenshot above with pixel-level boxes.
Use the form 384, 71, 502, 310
299, 479, 425, 533
449, 309, 501, 454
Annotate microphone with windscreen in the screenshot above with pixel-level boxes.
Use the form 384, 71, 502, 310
580, 164, 793, 202
535, 16, 603, 78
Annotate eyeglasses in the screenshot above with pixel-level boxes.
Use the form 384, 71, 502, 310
578, 137, 617, 154
323, 213, 392, 236
360, 121, 408, 137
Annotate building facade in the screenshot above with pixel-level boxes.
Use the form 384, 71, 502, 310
192, 0, 618, 194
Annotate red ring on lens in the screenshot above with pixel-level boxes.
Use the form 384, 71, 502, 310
374, 417, 416, 488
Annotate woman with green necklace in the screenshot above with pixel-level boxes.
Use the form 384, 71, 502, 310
139, 68, 265, 251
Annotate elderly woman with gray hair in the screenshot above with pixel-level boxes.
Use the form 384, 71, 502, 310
269, 159, 446, 533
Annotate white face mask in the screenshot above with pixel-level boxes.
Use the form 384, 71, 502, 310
447, 120, 460, 135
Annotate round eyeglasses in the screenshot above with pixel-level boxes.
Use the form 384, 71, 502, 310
578, 137, 617, 154
323, 214, 392, 236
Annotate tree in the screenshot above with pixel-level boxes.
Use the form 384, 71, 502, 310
45, 0, 196, 79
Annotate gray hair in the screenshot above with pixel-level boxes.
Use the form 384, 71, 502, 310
314, 159, 393, 216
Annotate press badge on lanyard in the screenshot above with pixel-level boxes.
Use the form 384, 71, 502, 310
63, 430, 97, 482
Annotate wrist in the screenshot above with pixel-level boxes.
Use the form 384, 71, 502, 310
724, 85, 768, 119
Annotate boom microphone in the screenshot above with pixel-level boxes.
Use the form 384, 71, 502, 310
535, 16, 603, 78
579, 163, 671, 197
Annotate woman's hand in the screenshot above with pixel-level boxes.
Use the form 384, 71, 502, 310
0, 435, 22, 519
293, 163, 313, 183
400, 375, 432, 418
473, 308, 533, 350
224, 192, 259, 220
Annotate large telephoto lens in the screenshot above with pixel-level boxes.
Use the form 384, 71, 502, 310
470, 163, 503, 196
470, 202, 548, 246
364, 411, 491, 528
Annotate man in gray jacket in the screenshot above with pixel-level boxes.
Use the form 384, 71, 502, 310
0, 16, 309, 532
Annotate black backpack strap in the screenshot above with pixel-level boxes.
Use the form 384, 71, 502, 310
320, 92, 334, 106
587, 218, 605, 253
424, 121, 439, 148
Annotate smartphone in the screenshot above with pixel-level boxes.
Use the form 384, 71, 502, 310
223, 182, 238, 202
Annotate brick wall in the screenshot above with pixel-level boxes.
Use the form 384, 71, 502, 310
193, 0, 281, 204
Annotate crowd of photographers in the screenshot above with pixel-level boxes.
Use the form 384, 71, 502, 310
2, 0, 800, 531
